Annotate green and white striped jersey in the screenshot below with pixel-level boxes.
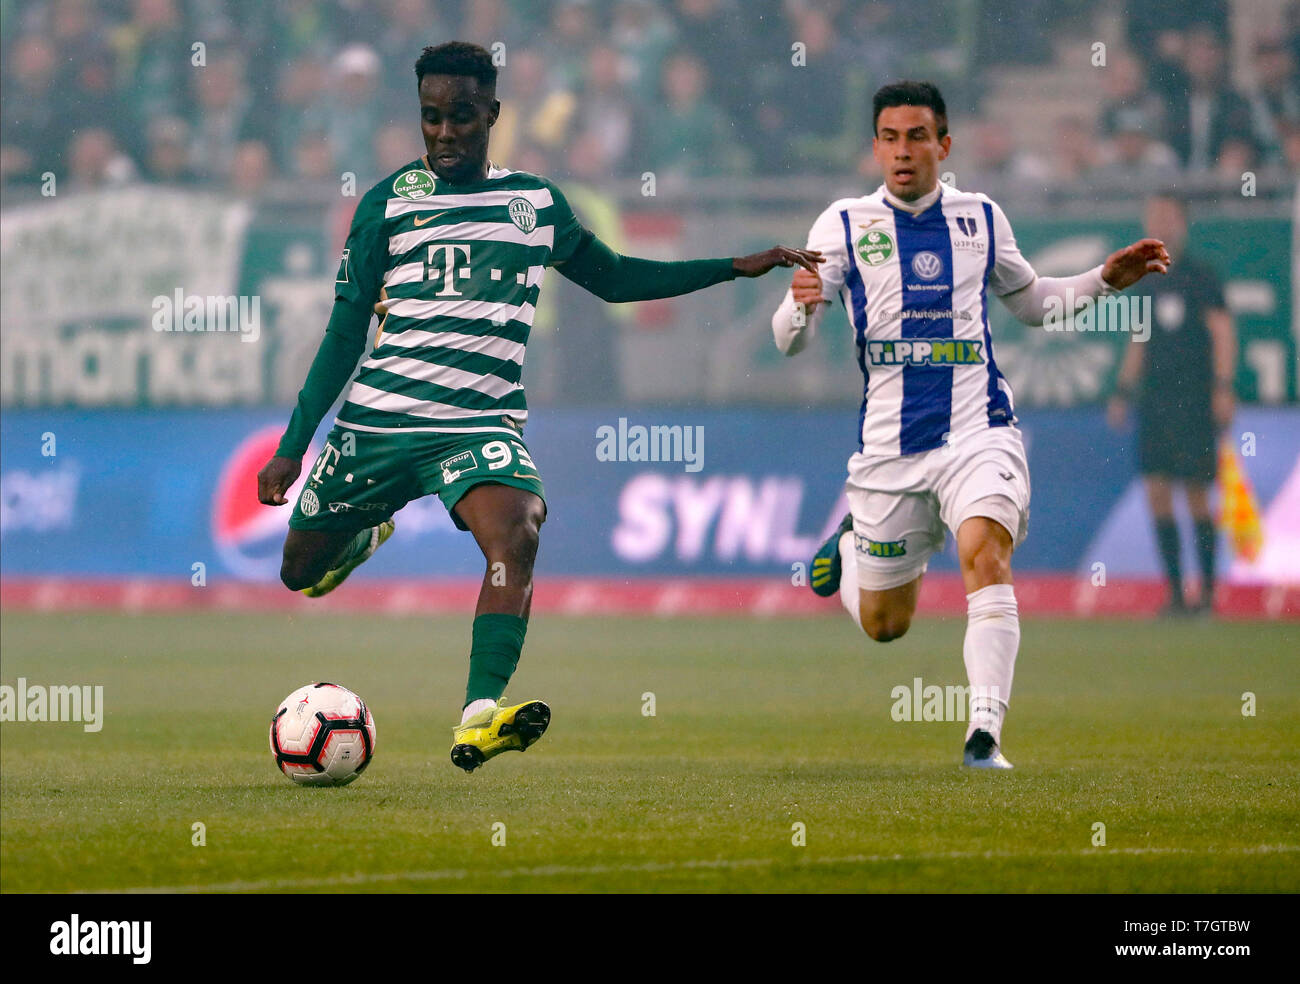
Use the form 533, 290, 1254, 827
333, 158, 585, 437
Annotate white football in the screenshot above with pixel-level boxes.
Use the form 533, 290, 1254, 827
269, 682, 377, 786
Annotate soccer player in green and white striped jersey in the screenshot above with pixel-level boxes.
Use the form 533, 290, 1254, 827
256, 41, 821, 773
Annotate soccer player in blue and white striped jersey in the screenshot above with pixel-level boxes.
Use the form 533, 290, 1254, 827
772, 81, 1170, 768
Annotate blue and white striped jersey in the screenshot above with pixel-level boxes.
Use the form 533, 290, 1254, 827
806, 182, 1037, 457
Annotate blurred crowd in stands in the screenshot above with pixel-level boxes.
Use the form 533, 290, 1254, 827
2, 0, 1297, 197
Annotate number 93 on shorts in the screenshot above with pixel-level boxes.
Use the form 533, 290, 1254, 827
289, 424, 546, 533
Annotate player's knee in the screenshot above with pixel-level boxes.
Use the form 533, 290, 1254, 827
279, 566, 313, 592
963, 547, 1010, 588
279, 555, 321, 592
960, 529, 1013, 587
488, 506, 544, 569
507, 520, 540, 567
861, 609, 911, 642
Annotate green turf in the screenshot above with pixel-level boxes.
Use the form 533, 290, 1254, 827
1, 611, 1296, 893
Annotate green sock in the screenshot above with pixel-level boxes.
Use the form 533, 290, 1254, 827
465, 613, 528, 707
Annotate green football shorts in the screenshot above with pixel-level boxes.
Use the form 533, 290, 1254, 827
288, 422, 546, 533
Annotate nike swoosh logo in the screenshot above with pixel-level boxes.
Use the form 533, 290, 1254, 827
858, 218, 885, 229
413, 211, 450, 227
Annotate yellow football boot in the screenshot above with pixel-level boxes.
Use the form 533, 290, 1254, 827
450, 698, 551, 772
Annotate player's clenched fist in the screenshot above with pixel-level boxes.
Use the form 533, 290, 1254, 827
791, 266, 825, 306
258, 455, 302, 506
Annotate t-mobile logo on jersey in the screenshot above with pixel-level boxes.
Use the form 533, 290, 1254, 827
427, 243, 472, 296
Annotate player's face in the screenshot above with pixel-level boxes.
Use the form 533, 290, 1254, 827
872, 105, 951, 201
419, 74, 499, 184
1143, 198, 1187, 258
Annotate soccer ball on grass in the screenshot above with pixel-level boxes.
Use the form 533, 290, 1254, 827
270, 682, 376, 786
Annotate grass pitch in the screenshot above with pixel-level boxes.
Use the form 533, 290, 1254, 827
1, 611, 1296, 893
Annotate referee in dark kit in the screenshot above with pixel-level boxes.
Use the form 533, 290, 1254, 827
1109, 192, 1237, 616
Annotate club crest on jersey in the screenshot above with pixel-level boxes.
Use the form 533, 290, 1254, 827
856, 229, 895, 266
911, 251, 943, 280
393, 169, 436, 200
507, 197, 537, 233
951, 214, 986, 252
866, 339, 985, 367
299, 488, 320, 517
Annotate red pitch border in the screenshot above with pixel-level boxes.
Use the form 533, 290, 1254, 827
1, 576, 1296, 618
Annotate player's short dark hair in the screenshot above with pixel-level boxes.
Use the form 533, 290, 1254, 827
872, 80, 948, 139
415, 41, 497, 92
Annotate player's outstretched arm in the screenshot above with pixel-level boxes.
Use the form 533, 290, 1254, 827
996, 238, 1171, 328
257, 299, 372, 506
554, 231, 821, 303
987, 198, 1170, 327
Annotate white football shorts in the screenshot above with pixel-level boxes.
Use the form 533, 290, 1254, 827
844, 426, 1031, 592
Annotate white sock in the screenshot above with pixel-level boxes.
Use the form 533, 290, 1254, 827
962, 583, 1019, 743
461, 697, 497, 723
836, 531, 864, 632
